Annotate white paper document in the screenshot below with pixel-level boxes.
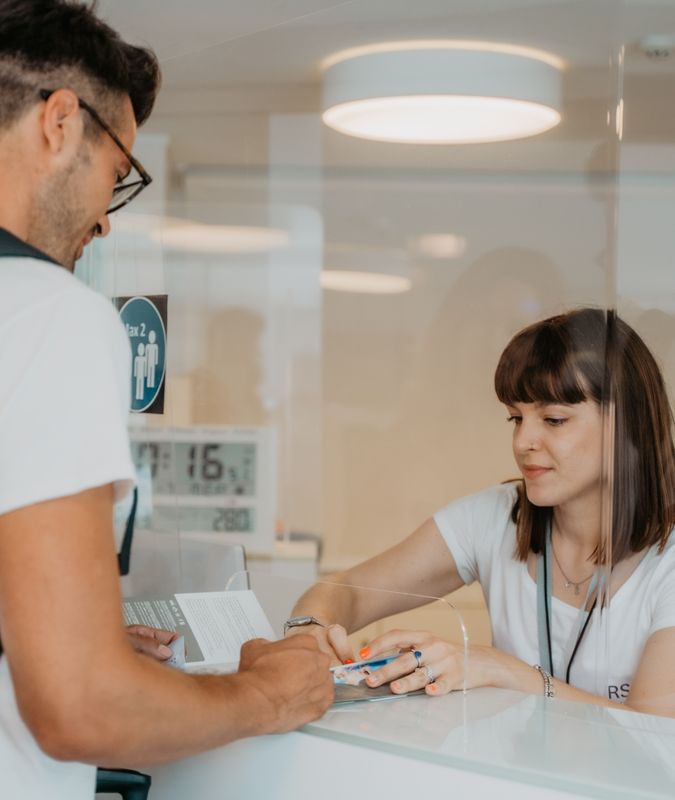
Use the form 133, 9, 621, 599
175, 591, 275, 668
123, 590, 275, 673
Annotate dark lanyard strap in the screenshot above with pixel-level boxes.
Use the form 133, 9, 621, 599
536, 531, 554, 674
537, 522, 600, 682
565, 596, 597, 684
0, 227, 59, 265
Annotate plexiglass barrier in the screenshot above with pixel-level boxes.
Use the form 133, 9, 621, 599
75, 0, 675, 730
123, 571, 469, 698
225, 572, 469, 693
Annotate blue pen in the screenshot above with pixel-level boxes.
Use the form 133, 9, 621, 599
331, 653, 399, 685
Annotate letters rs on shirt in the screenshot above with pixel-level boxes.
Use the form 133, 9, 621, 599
608, 683, 631, 701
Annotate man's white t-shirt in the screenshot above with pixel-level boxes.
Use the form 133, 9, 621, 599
0, 255, 135, 800
434, 483, 675, 700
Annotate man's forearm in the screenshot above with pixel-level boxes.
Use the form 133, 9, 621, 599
24, 654, 268, 765
23, 636, 330, 766
0, 488, 332, 765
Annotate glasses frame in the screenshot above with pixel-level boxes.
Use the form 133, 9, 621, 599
39, 88, 153, 214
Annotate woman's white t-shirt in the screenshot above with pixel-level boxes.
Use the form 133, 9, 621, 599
434, 483, 675, 700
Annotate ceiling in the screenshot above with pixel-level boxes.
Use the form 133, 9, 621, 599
99, 0, 675, 79
97, 0, 675, 173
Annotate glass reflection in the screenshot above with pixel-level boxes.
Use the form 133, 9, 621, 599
83, 0, 675, 723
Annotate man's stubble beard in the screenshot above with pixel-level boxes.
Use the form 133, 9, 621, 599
28, 145, 92, 270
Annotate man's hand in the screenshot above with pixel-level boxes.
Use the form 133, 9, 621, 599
238, 635, 333, 733
126, 625, 178, 661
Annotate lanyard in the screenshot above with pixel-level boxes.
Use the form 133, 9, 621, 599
537, 523, 600, 682
0, 227, 59, 265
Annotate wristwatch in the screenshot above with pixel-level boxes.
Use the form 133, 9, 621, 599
283, 615, 325, 635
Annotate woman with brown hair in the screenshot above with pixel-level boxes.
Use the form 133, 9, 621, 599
287, 308, 675, 717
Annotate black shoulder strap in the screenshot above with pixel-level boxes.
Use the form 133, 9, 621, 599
0, 227, 60, 265
0, 229, 59, 656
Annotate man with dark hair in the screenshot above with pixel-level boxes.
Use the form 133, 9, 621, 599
0, 2, 333, 798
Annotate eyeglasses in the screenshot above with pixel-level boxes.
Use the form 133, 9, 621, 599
39, 88, 153, 214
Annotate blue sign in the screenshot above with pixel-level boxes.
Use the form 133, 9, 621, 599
115, 295, 168, 414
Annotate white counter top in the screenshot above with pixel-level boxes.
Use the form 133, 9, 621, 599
146, 687, 675, 799
306, 687, 675, 798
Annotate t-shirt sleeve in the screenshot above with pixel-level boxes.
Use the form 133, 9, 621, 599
648, 538, 675, 636
433, 483, 518, 585
0, 286, 135, 515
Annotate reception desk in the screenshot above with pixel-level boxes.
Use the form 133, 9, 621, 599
146, 687, 675, 799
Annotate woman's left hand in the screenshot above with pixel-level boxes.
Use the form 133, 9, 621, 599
358, 629, 509, 696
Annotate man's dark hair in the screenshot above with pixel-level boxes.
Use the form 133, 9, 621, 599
0, 0, 160, 133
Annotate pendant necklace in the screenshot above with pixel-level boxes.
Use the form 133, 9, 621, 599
551, 540, 595, 596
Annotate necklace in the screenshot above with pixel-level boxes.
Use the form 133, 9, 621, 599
551, 541, 595, 595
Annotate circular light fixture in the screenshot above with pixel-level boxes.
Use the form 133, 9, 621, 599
410, 233, 467, 259
115, 214, 291, 254
322, 244, 412, 294
321, 270, 411, 294
156, 222, 290, 253
321, 42, 562, 144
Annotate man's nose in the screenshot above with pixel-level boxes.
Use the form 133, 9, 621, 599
94, 215, 111, 238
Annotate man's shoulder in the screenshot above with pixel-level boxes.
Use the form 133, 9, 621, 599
1, 254, 82, 288
1, 255, 75, 299
0, 256, 118, 328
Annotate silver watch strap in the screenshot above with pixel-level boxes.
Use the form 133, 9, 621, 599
283, 615, 325, 634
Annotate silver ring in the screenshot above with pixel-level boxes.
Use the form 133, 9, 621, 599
424, 665, 435, 684
412, 649, 423, 669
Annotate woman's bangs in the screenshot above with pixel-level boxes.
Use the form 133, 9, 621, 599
495, 329, 589, 406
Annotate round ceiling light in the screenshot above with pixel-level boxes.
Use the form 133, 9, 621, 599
321, 270, 411, 294
153, 221, 289, 253
115, 214, 291, 253
410, 233, 467, 259
321, 244, 412, 294
321, 42, 562, 144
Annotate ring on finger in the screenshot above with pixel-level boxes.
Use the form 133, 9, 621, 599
423, 665, 435, 684
411, 648, 423, 669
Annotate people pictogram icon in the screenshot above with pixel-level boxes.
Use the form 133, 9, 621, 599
134, 342, 147, 400
146, 329, 159, 388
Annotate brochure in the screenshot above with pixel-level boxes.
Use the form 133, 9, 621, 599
123, 590, 275, 673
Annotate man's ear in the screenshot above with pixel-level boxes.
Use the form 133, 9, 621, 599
40, 89, 84, 162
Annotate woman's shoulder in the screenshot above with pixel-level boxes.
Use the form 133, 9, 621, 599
432, 483, 519, 581
621, 533, 675, 604
632, 531, 675, 636
434, 481, 519, 534
643, 531, 675, 576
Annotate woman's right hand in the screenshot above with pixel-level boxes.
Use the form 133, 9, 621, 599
285, 621, 355, 665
